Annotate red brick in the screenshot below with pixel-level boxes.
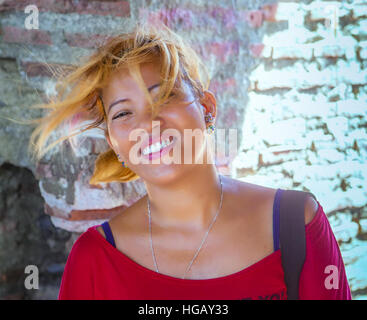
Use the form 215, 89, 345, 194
65, 32, 113, 49
20, 60, 74, 77
244, 9, 263, 28
140, 7, 236, 30
139, 7, 255, 31
2, 26, 52, 45
195, 41, 239, 64
67, 205, 127, 221
207, 7, 237, 30
261, 3, 278, 22
249, 43, 265, 57
0, 0, 130, 18
209, 78, 237, 95
44, 202, 127, 221
139, 8, 193, 30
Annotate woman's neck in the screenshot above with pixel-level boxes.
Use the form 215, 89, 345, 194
144, 165, 225, 231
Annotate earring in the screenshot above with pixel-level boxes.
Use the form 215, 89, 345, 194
205, 112, 215, 134
117, 154, 126, 167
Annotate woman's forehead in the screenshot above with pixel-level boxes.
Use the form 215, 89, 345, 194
102, 64, 191, 101
107, 63, 160, 90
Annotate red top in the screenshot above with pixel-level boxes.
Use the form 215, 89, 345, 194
58, 201, 352, 300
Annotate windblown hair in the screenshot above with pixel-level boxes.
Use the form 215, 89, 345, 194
26, 22, 210, 184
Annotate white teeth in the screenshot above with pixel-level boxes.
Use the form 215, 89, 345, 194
142, 138, 173, 156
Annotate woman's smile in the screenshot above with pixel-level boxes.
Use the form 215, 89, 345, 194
141, 136, 176, 161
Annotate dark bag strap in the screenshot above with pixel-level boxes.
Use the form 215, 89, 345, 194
279, 189, 317, 300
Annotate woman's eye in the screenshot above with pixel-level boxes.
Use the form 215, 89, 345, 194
163, 92, 176, 103
112, 111, 131, 120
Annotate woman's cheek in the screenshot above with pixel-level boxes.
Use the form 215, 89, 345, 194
108, 127, 128, 152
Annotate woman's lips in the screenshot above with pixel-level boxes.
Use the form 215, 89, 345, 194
141, 136, 176, 161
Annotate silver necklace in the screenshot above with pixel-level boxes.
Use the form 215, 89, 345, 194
147, 174, 223, 279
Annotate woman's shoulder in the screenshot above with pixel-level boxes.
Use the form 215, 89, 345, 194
96, 195, 148, 240
224, 176, 319, 226
96, 177, 319, 238
224, 177, 278, 216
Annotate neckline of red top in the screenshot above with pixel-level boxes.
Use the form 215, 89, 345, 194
88, 200, 323, 284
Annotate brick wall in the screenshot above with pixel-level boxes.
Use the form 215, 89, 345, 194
0, 0, 274, 231
231, 0, 367, 300
0, 0, 365, 299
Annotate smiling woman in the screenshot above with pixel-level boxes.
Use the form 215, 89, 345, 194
27, 22, 211, 184
25, 21, 351, 300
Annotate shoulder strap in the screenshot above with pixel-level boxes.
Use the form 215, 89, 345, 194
279, 189, 317, 300
101, 221, 116, 248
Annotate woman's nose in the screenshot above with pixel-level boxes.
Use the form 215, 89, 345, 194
137, 107, 165, 134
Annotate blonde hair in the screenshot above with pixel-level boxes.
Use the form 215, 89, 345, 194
24, 22, 210, 184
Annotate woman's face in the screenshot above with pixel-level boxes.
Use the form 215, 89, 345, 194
101, 60, 216, 183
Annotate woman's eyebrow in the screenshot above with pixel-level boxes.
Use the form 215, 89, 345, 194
107, 83, 160, 114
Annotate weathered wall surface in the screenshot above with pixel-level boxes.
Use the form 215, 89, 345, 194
232, 0, 367, 300
0, 0, 365, 299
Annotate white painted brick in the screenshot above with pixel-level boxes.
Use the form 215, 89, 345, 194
261, 146, 305, 164
261, 45, 273, 59
332, 215, 359, 242
272, 44, 313, 60
300, 65, 336, 88
360, 218, 367, 234
345, 148, 361, 161
238, 173, 293, 190
314, 137, 347, 150
349, 177, 367, 190
327, 83, 349, 101
251, 62, 336, 90
293, 100, 337, 119
279, 159, 306, 175
258, 118, 307, 146
268, 106, 296, 123
239, 126, 267, 150
314, 45, 345, 58
274, 2, 301, 22
317, 148, 345, 162
360, 47, 367, 60
233, 150, 259, 170
353, 4, 367, 18
337, 60, 367, 84
358, 40, 367, 60
263, 27, 316, 46
293, 164, 330, 182
325, 116, 350, 148
247, 92, 279, 112
347, 128, 367, 141
331, 160, 366, 179
325, 116, 349, 136
302, 178, 340, 202
303, 1, 343, 21
337, 99, 367, 118
305, 130, 333, 141
347, 20, 367, 37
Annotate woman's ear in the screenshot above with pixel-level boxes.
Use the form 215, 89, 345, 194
200, 90, 217, 119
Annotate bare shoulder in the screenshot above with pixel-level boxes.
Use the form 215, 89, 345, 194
304, 194, 319, 225
223, 176, 278, 214
222, 177, 278, 235
96, 225, 105, 238
226, 176, 319, 226
96, 195, 148, 240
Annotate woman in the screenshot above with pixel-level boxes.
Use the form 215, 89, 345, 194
29, 23, 351, 300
